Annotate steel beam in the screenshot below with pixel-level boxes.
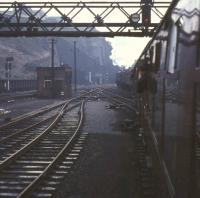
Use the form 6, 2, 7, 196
0, 1, 171, 37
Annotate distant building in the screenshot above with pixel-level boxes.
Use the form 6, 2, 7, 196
37, 65, 72, 98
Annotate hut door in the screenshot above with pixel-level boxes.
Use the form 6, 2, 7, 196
54, 80, 62, 96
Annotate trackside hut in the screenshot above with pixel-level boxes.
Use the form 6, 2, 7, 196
37, 65, 72, 98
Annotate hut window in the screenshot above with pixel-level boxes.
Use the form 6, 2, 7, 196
44, 80, 52, 88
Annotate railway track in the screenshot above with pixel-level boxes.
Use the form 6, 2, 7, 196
0, 89, 93, 141
0, 89, 98, 198
99, 88, 159, 197
0, 101, 66, 141
0, 108, 61, 142
97, 88, 138, 113
0, 115, 56, 163
105, 88, 136, 105
0, 87, 154, 198
0, 91, 92, 197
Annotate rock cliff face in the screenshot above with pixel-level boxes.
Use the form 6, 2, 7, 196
0, 37, 119, 83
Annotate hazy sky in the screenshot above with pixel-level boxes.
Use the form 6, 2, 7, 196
3, 0, 170, 68
107, 37, 150, 68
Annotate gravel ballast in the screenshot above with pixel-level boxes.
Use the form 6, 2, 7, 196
54, 100, 139, 198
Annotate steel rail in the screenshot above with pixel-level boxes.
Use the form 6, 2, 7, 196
0, 89, 95, 169
101, 88, 135, 104
0, 100, 66, 130
0, 91, 91, 197
0, 89, 93, 130
0, 105, 65, 170
0, 100, 83, 167
0, 113, 57, 144
98, 88, 138, 113
18, 99, 85, 198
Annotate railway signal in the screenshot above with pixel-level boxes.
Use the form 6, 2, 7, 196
141, 0, 152, 26
5, 57, 14, 92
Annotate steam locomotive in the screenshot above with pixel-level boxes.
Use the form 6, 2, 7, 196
117, 0, 200, 197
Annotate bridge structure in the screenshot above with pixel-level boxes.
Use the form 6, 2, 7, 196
0, 0, 171, 37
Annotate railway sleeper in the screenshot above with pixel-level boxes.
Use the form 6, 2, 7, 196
9, 164, 45, 170
32, 192, 52, 198
0, 192, 19, 198
1, 169, 43, 175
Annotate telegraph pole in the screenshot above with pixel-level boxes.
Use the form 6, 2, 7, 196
51, 38, 56, 97
74, 41, 77, 92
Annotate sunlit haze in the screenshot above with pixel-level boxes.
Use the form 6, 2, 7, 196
106, 37, 150, 68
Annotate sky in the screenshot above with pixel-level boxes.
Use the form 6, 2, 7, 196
2, 0, 171, 68
106, 37, 150, 68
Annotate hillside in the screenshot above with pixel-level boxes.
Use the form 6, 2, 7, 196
0, 37, 120, 83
